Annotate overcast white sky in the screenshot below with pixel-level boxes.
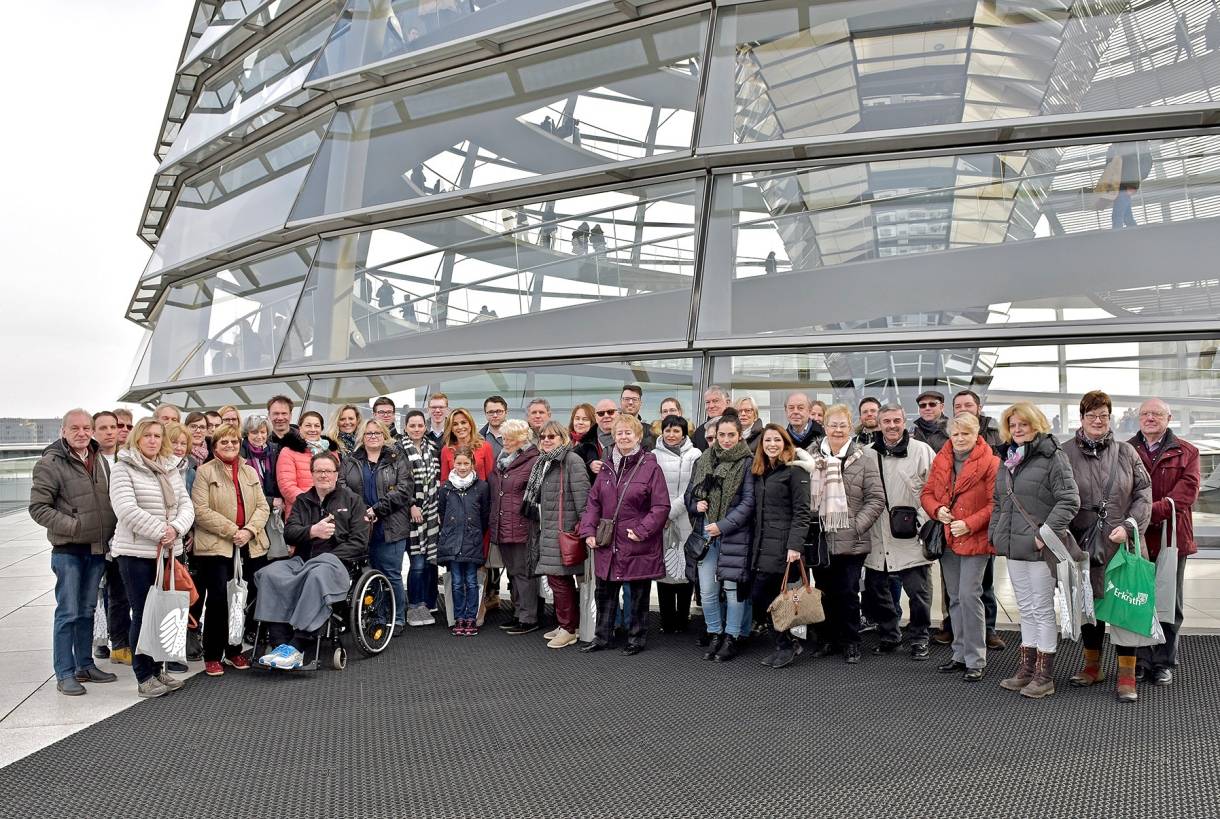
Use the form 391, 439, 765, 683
0, 2, 190, 418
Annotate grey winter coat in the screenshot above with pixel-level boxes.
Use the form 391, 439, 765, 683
531, 451, 591, 576
339, 446, 415, 544
1064, 434, 1152, 598
29, 439, 116, 554
989, 434, 1081, 563
792, 445, 885, 557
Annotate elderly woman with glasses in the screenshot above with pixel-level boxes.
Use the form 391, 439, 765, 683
241, 415, 280, 512
489, 419, 541, 634
340, 419, 414, 635
524, 420, 591, 648
1063, 390, 1151, 702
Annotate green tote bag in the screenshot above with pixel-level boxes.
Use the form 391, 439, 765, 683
1093, 525, 1157, 637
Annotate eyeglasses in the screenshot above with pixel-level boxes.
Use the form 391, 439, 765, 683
540, 433, 562, 440
826, 423, 851, 430
188, 423, 207, 431
1083, 412, 1110, 422
485, 409, 506, 415
1139, 410, 1168, 418
374, 408, 395, 416
364, 431, 384, 438
917, 401, 941, 409
312, 469, 337, 476
596, 410, 617, 417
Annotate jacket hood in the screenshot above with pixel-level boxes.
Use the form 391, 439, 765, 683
1028, 432, 1061, 459
116, 447, 179, 474
280, 429, 339, 454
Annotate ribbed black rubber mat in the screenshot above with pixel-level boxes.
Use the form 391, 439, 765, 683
1, 614, 1217, 819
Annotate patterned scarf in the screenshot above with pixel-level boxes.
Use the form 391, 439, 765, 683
1004, 443, 1027, 473
306, 437, 331, 456
689, 440, 753, 523
524, 444, 571, 510
811, 438, 860, 531
190, 441, 209, 465
338, 431, 358, 455
245, 441, 271, 482
1074, 426, 1112, 458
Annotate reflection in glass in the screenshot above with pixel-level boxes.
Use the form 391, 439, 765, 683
290, 13, 705, 220
701, 0, 1220, 147
309, 0, 576, 83
304, 356, 700, 428
152, 378, 311, 416
164, 4, 337, 167
145, 116, 327, 280
699, 133, 1220, 340
282, 179, 699, 366
716, 339, 1220, 544
135, 244, 315, 386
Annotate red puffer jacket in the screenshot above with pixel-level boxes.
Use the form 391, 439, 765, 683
1129, 431, 1200, 558
921, 437, 999, 557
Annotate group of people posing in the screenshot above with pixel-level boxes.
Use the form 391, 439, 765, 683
29, 382, 1199, 702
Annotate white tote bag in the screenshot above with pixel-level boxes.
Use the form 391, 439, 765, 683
1154, 498, 1179, 623
136, 548, 190, 663
226, 550, 249, 646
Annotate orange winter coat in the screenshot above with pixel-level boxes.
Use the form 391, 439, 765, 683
921, 437, 999, 556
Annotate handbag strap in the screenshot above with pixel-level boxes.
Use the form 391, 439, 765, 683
780, 556, 812, 593
875, 450, 891, 511
157, 543, 174, 591
233, 546, 243, 584
1161, 497, 1176, 554
607, 456, 645, 528
557, 463, 567, 532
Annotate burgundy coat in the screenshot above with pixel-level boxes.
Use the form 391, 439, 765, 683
489, 445, 540, 546
1128, 431, 1200, 558
578, 449, 670, 582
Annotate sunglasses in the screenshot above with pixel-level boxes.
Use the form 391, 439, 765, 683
596, 410, 617, 417
116, 423, 133, 430
540, 433, 562, 440
918, 401, 941, 409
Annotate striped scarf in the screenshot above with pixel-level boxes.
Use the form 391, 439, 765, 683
811, 439, 860, 531
403, 437, 440, 560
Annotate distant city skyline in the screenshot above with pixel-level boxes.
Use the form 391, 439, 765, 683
0, 2, 189, 417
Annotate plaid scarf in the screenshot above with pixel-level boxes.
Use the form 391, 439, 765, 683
811, 439, 861, 531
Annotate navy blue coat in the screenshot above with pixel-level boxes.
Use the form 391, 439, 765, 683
684, 468, 756, 583
437, 478, 491, 565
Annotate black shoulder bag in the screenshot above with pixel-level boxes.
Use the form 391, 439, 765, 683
877, 450, 919, 540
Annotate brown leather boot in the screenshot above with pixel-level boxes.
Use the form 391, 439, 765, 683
1000, 645, 1036, 691
1116, 655, 1138, 703
1020, 651, 1056, 699
1069, 648, 1104, 687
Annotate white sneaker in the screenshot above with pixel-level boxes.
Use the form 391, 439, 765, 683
543, 627, 561, 640
547, 628, 579, 649
258, 643, 297, 667
268, 647, 304, 670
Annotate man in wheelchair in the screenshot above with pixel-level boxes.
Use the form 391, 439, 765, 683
254, 452, 368, 669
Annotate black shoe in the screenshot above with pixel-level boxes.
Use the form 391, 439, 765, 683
94, 644, 110, 660
964, 667, 985, 682
844, 644, 861, 664
1135, 666, 1147, 682
760, 651, 779, 667
57, 677, 86, 696
621, 644, 643, 656
580, 642, 607, 653
498, 619, 521, 631
910, 642, 930, 661
859, 617, 877, 633
165, 661, 188, 673
1152, 667, 1173, 686
696, 631, 715, 648
713, 635, 739, 662
392, 624, 404, 637
937, 660, 967, 674
507, 622, 539, 635
702, 633, 725, 661
872, 641, 901, 655
771, 646, 799, 669
812, 642, 839, 658
185, 630, 204, 662
75, 666, 118, 683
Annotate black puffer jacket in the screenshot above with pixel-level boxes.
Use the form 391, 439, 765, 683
751, 462, 812, 575
684, 460, 756, 583
436, 478, 491, 565
283, 485, 369, 563
989, 433, 1081, 563
339, 447, 415, 543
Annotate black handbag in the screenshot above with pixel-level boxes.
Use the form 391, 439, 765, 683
876, 451, 919, 540
919, 517, 945, 560
803, 517, 831, 569
684, 514, 711, 562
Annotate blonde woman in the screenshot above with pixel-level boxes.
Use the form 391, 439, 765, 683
328, 404, 364, 459
989, 402, 1081, 699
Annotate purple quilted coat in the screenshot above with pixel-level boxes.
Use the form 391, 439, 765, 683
578, 449, 670, 582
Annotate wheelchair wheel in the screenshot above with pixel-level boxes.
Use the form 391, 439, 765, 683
328, 646, 347, 670
349, 568, 394, 656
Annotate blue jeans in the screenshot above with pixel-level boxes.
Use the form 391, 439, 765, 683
696, 540, 746, 637
614, 583, 634, 629
117, 556, 159, 683
369, 539, 407, 626
450, 562, 480, 621
407, 552, 439, 609
51, 551, 106, 680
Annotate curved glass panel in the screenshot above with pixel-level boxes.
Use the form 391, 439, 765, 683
145, 116, 328, 280
304, 356, 701, 428
714, 338, 1220, 545
164, 4, 337, 167
701, 0, 1220, 148
289, 13, 706, 221
308, 0, 578, 84
698, 133, 1220, 340
136, 244, 315, 387
281, 178, 699, 367
150, 377, 311, 416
